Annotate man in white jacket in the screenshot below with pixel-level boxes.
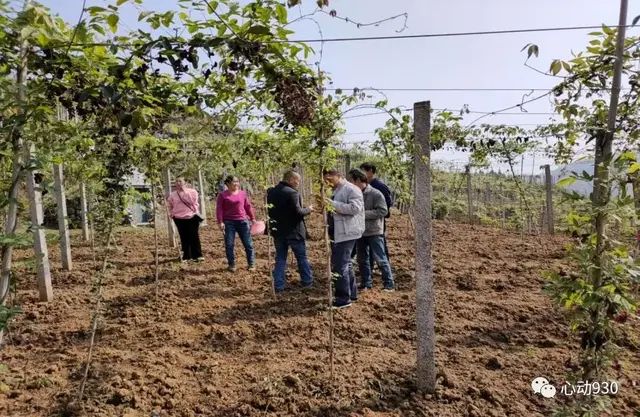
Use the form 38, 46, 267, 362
323, 169, 365, 309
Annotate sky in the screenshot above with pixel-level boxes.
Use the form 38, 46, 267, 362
35, 0, 640, 175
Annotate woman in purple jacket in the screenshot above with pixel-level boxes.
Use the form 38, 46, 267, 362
216, 175, 256, 272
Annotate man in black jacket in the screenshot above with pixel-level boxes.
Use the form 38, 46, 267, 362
267, 171, 314, 292
360, 163, 392, 267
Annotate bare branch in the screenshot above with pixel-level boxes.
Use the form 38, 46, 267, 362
524, 61, 566, 79
319, 10, 409, 33
287, 7, 409, 34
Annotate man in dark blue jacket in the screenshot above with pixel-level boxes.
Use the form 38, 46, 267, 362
360, 163, 392, 266
267, 171, 314, 292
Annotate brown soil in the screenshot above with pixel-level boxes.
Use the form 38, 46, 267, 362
1, 215, 639, 417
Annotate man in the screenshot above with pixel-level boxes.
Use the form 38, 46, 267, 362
360, 163, 393, 269
348, 169, 395, 292
324, 169, 365, 309
267, 171, 314, 293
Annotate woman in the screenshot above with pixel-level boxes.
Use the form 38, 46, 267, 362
167, 177, 204, 262
216, 175, 256, 272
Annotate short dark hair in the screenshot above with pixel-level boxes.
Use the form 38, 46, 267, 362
347, 168, 368, 183
224, 175, 237, 185
283, 171, 300, 182
360, 162, 376, 174
322, 168, 341, 177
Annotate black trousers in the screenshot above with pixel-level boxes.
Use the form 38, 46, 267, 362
352, 219, 390, 270
173, 216, 203, 260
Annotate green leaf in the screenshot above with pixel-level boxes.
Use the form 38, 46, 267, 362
629, 163, 640, 174
633, 15, 640, 27
550, 60, 562, 75
207, 1, 219, 13
162, 12, 175, 27
20, 27, 37, 39
119, 113, 133, 127
107, 14, 119, 33
290, 45, 301, 57
602, 25, 615, 36
91, 23, 106, 36
275, 4, 288, 24
557, 177, 576, 186
138, 11, 153, 21
101, 86, 115, 99
520, 43, 538, 59
187, 23, 199, 34
561, 61, 570, 72
619, 151, 636, 162
588, 31, 602, 36
247, 25, 271, 36
35, 33, 49, 46
116, 0, 128, 5
86, 6, 107, 15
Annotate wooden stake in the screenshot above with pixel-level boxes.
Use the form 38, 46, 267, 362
320, 168, 335, 383
197, 168, 208, 226
414, 100, 436, 393
544, 165, 555, 235
466, 165, 473, 224
80, 182, 90, 242
25, 143, 52, 301
163, 168, 177, 248
53, 163, 72, 271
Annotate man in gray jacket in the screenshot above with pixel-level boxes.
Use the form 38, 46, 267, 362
323, 169, 365, 309
348, 169, 395, 291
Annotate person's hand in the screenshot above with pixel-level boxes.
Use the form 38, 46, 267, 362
307, 205, 314, 212
219, 223, 225, 232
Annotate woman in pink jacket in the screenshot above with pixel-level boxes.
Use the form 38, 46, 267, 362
216, 175, 256, 272
167, 177, 203, 262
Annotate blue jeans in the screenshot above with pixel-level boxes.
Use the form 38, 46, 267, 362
332, 240, 358, 304
357, 235, 394, 289
273, 238, 313, 291
224, 220, 255, 267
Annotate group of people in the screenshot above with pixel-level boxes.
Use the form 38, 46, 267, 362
167, 162, 394, 310
266, 162, 394, 309
167, 175, 257, 270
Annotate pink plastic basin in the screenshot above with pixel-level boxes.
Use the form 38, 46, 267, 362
250, 220, 265, 236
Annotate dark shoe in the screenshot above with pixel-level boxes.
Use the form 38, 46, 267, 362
300, 282, 314, 290
350, 297, 358, 302
382, 286, 395, 292
332, 300, 352, 310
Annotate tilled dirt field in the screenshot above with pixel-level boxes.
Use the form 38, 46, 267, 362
1, 214, 639, 417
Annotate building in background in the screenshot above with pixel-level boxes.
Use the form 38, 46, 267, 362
126, 168, 152, 226
552, 156, 635, 196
